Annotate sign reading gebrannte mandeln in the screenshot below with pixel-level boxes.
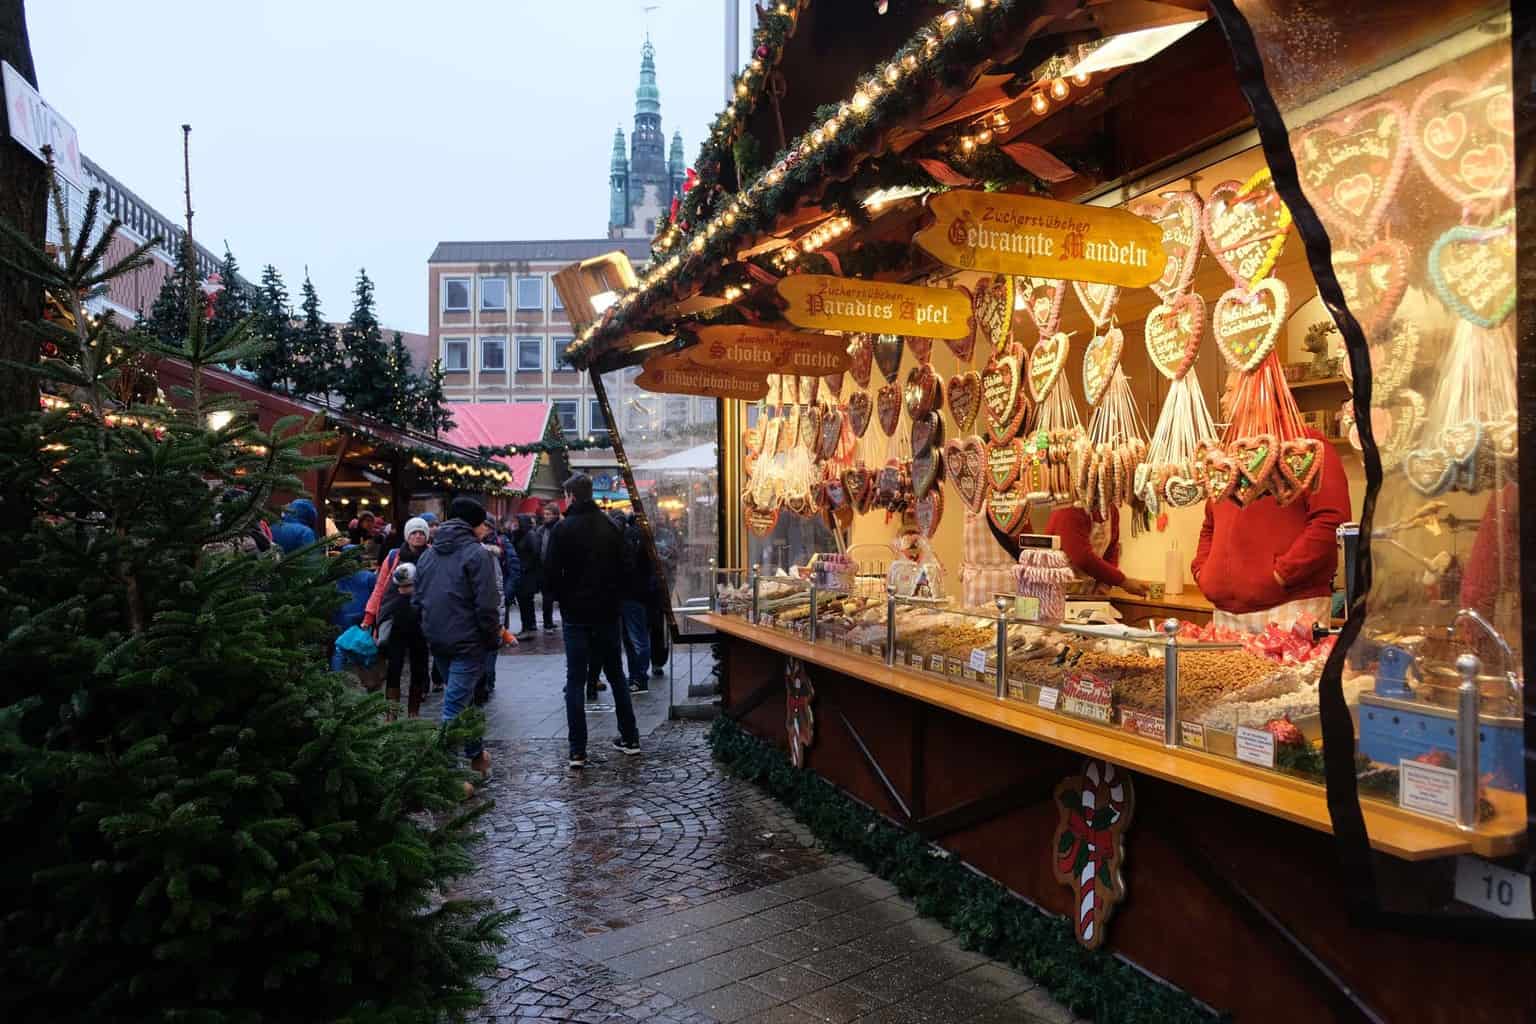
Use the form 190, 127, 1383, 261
915, 190, 1168, 288
684, 324, 852, 375
777, 275, 970, 339
636, 362, 768, 401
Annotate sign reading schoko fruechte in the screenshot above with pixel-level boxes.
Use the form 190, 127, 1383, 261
915, 190, 1168, 288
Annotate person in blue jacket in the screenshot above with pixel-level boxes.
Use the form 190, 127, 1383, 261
271, 498, 318, 554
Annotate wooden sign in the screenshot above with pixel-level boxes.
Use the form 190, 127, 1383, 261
684, 324, 852, 375
914, 190, 1167, 288
777, 275, 970, 340
636, 362, 768, 401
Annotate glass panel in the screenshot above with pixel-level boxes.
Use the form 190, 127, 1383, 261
443, 277, 470, 311
480, 337, 505, 371
516, 276, 542, 310
480, 277, 507, 310
516, 337, 543, 371
891, 597, 999, 694
443, 339, 469, 371
552, 399, 578, 436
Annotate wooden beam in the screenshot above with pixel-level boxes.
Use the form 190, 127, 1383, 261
914, 780, 1044, 841
839, 711, 911, 821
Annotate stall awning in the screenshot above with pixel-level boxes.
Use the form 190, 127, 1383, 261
632, 443, 718, 473
438, 403, 565, 493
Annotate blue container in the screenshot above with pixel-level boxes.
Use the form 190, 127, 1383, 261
1357, 693, 1525, 793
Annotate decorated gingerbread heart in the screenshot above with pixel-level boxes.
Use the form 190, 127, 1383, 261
945, 284, 976, 363
1428, 214, 1515, 329
911, 446, 943, 499
822, 372, 845, 401
987, 438, 1023, 493
910, 411, 942, 458
914, 487, 944, 539
846, 390, 872, 438
1143, 293, 1204, 381
1203, 169, 1292, 290
1277, 436, 1323, 492
948, 436, 988, 513
983, 345, 1027, 443
745, 498, 781, 537
972, 273, 1014, 352
817, 407, 843, 460
1072, 281, 1120, 327
1163, 473, 1205, 508
1027, 332, 1069, 403
986, 487, 1028, 535
1230, 434, 1278, 501
907, 336, 934, 364
1293, 99, 1409, 241
848, 334, 873, 388
1213, 279, 1288, 373
873, 333, 904, 383
1081, 327, 1124, 407
1409, 61, 1514, 210
948, 370, 982, 433
877, 381, 902, 437
1403, 447, 1454, 497
822, 475, 849, 510
1016, 276, 1065, 339
904, 363, 940, 419
1199, 448, 1239, 505
1332, 239, 1410, 340
1128, 190, 1202, 303
843, 464, 875, 514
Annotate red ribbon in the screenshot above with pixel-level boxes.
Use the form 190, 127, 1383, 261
1056, 808, 1114, 878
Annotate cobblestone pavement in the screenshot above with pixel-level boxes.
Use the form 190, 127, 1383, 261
441, 644, 1073, 1023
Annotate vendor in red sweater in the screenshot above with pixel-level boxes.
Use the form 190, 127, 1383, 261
1044, 504, 1148, 597
1192, 426, 1350, 631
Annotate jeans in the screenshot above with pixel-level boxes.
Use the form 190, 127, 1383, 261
563, 619, 639, 757
621, 599, 651, 686
541, 590, 557, 629
435, 653, 485, 759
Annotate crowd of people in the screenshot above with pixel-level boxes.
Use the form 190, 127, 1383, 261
278, 473, 671, 785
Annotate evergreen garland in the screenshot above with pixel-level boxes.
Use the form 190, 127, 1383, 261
473, 437, 613, 459
709, 718, 1222, 1024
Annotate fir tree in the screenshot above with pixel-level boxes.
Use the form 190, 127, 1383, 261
412, 357, 455, 435
337, 269, 391, 420
206, 244, 250, 349
0, 164, 507, 1022
291, 270, 338, 402
142, 232, 199, 345
244, 263, 295, 392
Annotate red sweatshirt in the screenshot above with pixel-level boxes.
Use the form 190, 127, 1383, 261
1046, 506, 1123, 587
1191, 430, 1350, 614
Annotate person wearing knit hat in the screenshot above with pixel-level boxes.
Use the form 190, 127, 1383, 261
361, 516, 433, 717
363, 517, 430, 630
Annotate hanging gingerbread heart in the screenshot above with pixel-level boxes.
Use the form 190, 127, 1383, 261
903, 363, 940, 419
1409, 61, 1514, 210
1428, 214, 1515, 328
910, 411, 943, 458
914, 487, 944, 539
875, 461, 906, 510
873, 333, 905, 382
745, 499, 781, 537
1027, 332, 1069, 403
822, 474, 849, 510
1016, 276, 1065, 339
1230, 434, 1279, 490
1403, 447, 1454, 497
947, 437, 988, 513
907, 336, 934, 364
1213, 278, 1289, 373
986, 488, 1028, 535
987, 438, 1023, 493
1199, 448, 1239, 505
982, 345, 1027, 443
848, 334, 873, 388
1331, 238, 1410, 339
1203, 169, 1293, 290
1128, 190, 1202, 302
843, 463, 875, 513
1072, 281, 1120, 327
822, 372, 845, 400
1277, 436, 1324, 492
972, 273, 1014, 352
817, 407, 844, 460
798, 375, 817, 406
1292, 99, 1409, 241
945, 284, 976, 363
877, 381, 902, 437
802, 406, 821, 455
1143, 293, 1204, 382
911, 446, 943, 499
1081, 327, 1124, 407
1163, 473, 1205, 508
947, 370, 982, 433
846, 390, 873, 438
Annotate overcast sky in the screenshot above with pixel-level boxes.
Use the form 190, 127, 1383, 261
28, 0, 732, 334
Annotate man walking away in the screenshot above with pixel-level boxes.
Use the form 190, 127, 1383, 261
537, 502, 561, 630
413, 497, 499, 782
619, 511, 654, 693
545, 474, 640, 768
511, 514, 542, 638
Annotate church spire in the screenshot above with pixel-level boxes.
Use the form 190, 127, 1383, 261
635, 37, 660, 119
629, 36, 666, 180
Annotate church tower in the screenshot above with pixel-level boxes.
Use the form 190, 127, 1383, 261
608, 37, 684, 240
609, 127, 630, 233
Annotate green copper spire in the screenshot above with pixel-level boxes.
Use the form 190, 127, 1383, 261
610, 125, 628, 172
635, 37, 660, 118
668, 130, 685, 168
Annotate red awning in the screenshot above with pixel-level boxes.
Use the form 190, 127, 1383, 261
438, 403, 555, 491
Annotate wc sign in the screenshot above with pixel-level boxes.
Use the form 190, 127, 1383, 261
3, 61, 83, 189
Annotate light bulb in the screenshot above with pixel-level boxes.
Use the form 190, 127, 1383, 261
1030, 92, 1049, 115
1050, 77, 1070, 101
884, 65, 899, 85
1072, 71, 1091, 87
959, 136, 975, 153
977, 129, 993, 145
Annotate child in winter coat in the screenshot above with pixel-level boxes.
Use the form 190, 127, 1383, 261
379, 561, 430, 718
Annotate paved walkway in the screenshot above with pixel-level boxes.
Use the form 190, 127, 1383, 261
434, 645, 1075, 1024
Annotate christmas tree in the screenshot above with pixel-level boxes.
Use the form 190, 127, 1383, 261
142, 231, 200, 345
206, 244, 250, 351
412, 355, 455, 435
244, 263, 296, 393
0, 161, 507, 1021
291, 269, 339, 403
337, 269, 392, 420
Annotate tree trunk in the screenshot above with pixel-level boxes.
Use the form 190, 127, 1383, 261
0, 0, 46, 420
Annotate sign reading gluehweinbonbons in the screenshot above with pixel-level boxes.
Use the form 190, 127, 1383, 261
915, 190, 1168, 288
777, 275, 970, 339
684, 324, 852, 374
636, 361, 768, 401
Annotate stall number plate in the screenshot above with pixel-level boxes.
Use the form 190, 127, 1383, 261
1454, 856, 1533, 920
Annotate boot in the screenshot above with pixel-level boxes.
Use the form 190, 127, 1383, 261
385, 687, 401, 722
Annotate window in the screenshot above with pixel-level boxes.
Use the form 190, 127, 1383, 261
588, 399, 609, 436
442, 338, 470, 371
552, 399, 578, 437
551, 335, 575, 368
479, 276, 507, 311
552, 287, 564, 311
480, 336, 506, 371
666, 397, 689, 424
516, 276, 542, 311
442, 276, 470, 312
516, 336, 543, 372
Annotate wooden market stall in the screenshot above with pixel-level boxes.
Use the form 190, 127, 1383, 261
564, 2, 1533, 1020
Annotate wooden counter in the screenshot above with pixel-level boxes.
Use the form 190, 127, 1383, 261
695, 612, 1526, 860
1103, 585, 1215, 627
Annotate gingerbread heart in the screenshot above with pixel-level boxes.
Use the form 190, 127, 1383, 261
843, 464, 874, 513
1404, 447, 1453, 497
847, 391, 872, 438
945, 284, 977, 363
1410, 61, 1514, 210
982, 346, 1027, 442
802, 407, 821, 455
914, 488, 944, 539
1163, 474, 1205, 508
912, 447, 942, 499
875, 461, 907, 510
745, 499, 780, 537
848, 334, 873, 388
1213, 279, 1288, 373
1230, 434, 1278, 490
948, 436, 988, 513
911, 412, 942, 457
972, 273, 1014, 352
874, 334, 904, 382
948, 371, 982, 433
1200, 449, 1239, 505
1490, 412, 1517, 465
907, 336, 934, 364
1082, 326, 1124, 407
1027, 332, 1069, 403
798, 375, 817, 406
1144, 293, 1204, 381
1332, 239, 1410, 340
1072, 281, 1120, 326
987, 439, 1023, 492
818, 407, 843, 460
1129, 190, 1203, 303
904, 363, 940, 419
822, 372, 845, 400
823, 476, 849, 509
1016, 276, 1065, 339
1442, 420, 1482, 466
1293, 99, 1409, 241
1204, 169, 1293, 290
1428, 215, 1515, 329
877, 381, 902, 437
1278, 436, 1323, 492
986, 488, 1028, 535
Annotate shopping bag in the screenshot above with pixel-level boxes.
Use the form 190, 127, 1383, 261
336, 624, 379, 667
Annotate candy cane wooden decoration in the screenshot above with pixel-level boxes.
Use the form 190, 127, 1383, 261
1052, 759, 1135, 950
785, 658, 816, 768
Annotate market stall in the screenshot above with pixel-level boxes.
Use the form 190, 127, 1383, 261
563, 2, 1532, 1019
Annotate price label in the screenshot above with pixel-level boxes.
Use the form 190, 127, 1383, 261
1013, 595, 1042, 622
1235, 726, 1276, 769
1120, 708, 1166, 742
1454, 855, 1534, 920
968, 648, 989, 672
1037, 686, 1060, 710
1398, 758, 1458, 822
1180, 721, 1206, 750
945, 657, 965, 678
928, 653, 945, 673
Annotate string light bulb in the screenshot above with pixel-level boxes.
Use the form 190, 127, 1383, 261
883, 64, 899, 85
1030, 91, 1049, 115
1072, 70, 1091, 87
959, 136, 976, 154
976, 128, 993, 145
1050, 77, 1070, 101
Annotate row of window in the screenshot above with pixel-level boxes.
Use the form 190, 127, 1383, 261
441, 274, 563, 315
441, 335, 575, 373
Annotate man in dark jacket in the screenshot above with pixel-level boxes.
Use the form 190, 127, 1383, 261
545, 474, 640, 768
619, 512, 655, 693
536, 502, 560, 630
510, 514, 542, 638
412, 497, 498, 779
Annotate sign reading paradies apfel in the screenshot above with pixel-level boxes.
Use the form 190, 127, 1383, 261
915, 190, 1168, 288
636, 362, 768, 401
777, 275, 970, 340
685, 324, 852, 375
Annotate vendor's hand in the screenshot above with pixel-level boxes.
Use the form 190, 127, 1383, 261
1120, 579, 1150, 598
